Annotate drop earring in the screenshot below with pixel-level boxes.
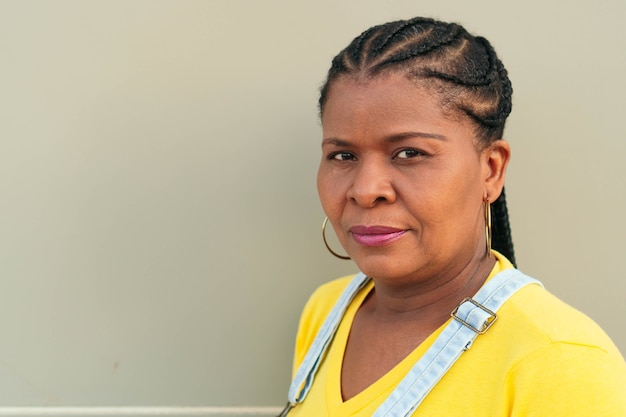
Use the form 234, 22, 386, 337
484, 197, 493, 258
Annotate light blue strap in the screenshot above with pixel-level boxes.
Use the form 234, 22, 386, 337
286, 269, 542, 416
373, 269, 542, 417
287, 272, 371, 404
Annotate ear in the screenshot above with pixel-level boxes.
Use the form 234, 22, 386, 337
481, 140, 511, 201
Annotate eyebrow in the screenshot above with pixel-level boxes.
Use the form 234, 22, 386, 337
322, 131, 447, 147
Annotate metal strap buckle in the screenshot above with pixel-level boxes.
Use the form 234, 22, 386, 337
451, 297, 498, 334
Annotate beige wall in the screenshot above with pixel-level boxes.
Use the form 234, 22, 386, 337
0, 0, 624, 410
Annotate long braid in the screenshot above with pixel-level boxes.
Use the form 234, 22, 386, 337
492, 188, 516, 267
319, 17, 518, 265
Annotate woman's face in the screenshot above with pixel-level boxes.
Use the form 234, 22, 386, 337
318, 73, 508, 283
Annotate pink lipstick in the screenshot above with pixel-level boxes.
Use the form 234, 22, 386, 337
349, 225, 407, 247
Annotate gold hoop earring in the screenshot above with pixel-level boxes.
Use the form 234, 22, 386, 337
322, 217, 350, 260
484, 198, 493, 259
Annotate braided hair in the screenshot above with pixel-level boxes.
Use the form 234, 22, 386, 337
319, 17, 517, 266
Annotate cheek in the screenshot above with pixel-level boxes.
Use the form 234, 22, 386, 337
442, 161, 484, 227
317, 167, 342, 214
419, 157, 483, 224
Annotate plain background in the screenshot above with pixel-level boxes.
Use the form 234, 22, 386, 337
1, 0, 625, 408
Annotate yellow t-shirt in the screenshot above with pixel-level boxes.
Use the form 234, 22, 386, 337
290, 253, 626, 416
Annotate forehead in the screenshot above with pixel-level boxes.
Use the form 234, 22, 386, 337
321, 74, 473, 140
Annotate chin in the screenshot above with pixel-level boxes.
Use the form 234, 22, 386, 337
353, 254, 422, 281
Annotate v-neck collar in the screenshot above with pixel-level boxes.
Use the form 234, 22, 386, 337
324, 279, 447, 416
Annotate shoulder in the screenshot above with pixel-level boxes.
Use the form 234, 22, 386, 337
505, 279, 622, 355
497, 275, 626, 415
291, 275, 356, 373
297, 275, 355, 335
301, 276, 355, 318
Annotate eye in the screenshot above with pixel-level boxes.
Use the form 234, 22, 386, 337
328, 151, 357, 161
395, 148, 425, 159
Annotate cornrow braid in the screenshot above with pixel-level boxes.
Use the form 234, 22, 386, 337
350, 27, 377, 66
371, 24, 463, 70
319, 17, 517, 265
370, 19, 422, 57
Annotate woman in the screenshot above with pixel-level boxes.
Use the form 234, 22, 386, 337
281, 17, 626, 416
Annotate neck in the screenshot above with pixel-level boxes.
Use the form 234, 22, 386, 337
364, 254, 497, 324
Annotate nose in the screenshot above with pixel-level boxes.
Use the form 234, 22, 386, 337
346, 158, 396, 207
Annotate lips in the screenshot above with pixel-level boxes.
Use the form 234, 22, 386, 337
349, 225, 407, 247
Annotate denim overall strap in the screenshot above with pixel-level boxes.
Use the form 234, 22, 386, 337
373, 269, 542, 417
287, 272, 371, 405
